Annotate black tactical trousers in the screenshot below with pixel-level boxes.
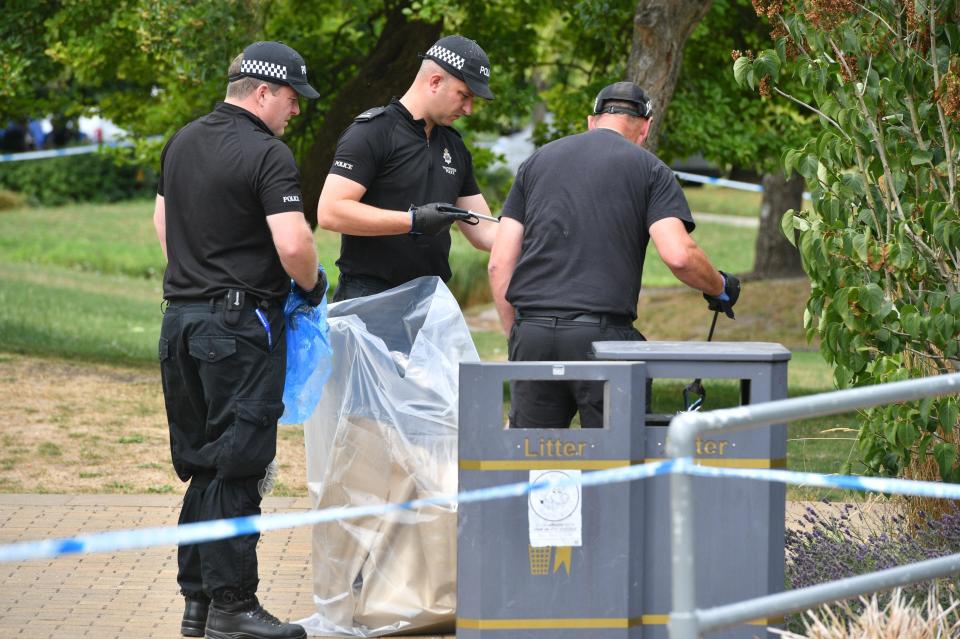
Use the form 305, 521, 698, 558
159, 296, 286, 602
331, 273, 394, 302
508, 312, 645, 428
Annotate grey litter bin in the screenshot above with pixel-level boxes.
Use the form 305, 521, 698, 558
593, 340, 791, 638
457, 342, 790, 639
458, 361, 648, 638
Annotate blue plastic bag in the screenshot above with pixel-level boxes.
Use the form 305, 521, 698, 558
279, 270, 333, 424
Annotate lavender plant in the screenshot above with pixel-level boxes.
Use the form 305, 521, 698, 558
785, 500, 960, 631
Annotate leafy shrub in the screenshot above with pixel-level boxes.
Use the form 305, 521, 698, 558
0, 151, 155, 206
774, 587, 960, 639
0, 189, 25, 211
785, 500, 960, 632
735, 1, 960, 484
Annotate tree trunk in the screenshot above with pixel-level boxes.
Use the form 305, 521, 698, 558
752, 170, 805, 278
626, 0, 713, 153
299, 8, 442, 226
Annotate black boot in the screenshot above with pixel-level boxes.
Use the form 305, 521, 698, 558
205, 596, 306, 639
181, 597, 209, 637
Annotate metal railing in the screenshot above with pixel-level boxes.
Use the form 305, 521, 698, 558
665, 373, 960, 638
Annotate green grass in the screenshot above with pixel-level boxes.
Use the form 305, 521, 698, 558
0, 199, 165, 278
0, 199, 812, 362
37, 442, 62, 457
643, 220, 756, 287
682, 185, 761, 217
0, 198, 345, 287
0, 261, 162, 366
146, 484, 175, 494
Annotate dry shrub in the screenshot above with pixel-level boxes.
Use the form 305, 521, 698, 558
773, 588, 960, 639
0, 189, 25, 211
900, 351, 960, 524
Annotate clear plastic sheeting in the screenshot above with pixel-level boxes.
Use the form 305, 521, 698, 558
298, 276, 478, 637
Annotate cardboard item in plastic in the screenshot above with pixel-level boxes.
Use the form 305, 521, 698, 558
298, 276, 477, 637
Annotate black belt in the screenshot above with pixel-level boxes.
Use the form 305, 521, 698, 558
167, 290, 277, 310
515, 310, 634, 328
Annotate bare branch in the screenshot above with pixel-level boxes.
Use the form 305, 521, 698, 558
854, 1, 898, 39
928, 1, 957, 208
772, 87, 852, 141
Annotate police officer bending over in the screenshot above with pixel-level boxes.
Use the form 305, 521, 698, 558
154, 41, 324, 639
317, 34, 498, 301
488, 81, 740, 429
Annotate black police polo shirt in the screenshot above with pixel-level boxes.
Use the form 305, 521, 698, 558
158, 102, 304, 301
327, 98, 481, 286
502, 127, 694, 319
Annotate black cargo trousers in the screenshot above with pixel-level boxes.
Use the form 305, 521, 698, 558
158, 293, 286, 603
508, 312, 645, 429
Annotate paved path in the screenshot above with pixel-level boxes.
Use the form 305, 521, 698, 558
692, 211, 759, 228
0, 493, 820, 638
0, 494, 452, 639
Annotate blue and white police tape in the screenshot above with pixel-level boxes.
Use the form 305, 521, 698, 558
0, 137, 162, 163
6, 458, 960, 565
673, 169, 812, 199
0, 459, 677, 564
673, 171, 763, 193
675, 458, 960, 500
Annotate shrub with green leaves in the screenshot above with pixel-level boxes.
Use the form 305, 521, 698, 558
0, 151, 155, 206
735, 1, 960, 480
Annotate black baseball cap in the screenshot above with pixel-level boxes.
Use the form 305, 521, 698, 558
230, 41, 320, 99
421, 35, 494, 100
593, 82, 653, 119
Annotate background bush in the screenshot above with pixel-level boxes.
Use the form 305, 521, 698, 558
0, 152, 155, 206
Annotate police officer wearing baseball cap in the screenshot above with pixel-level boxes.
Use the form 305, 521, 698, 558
154, 41, 322, 639
316, 34, 498, 301
230, 40, 321, 99
489, 80, 740, 428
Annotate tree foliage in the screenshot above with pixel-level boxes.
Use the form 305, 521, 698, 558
736, 0, 960, 481
3, 1, 717, 165
660, 0, 810, 170
641, 0, 813, 279
1, 0, 72, 124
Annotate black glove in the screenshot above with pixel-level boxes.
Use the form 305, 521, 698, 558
409, 202, 459, 235
295, 267, 328, 307
703, 270, 740, 319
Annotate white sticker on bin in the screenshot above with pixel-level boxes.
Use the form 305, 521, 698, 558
529, 470, 582, 547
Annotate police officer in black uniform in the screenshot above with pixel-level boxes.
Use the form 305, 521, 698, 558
488, 82, 740, 428
154, 41, 324, 639
316, 35, 498, 301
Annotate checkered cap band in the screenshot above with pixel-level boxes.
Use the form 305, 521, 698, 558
240, 59, 287, 81
425, 44, 464, 71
